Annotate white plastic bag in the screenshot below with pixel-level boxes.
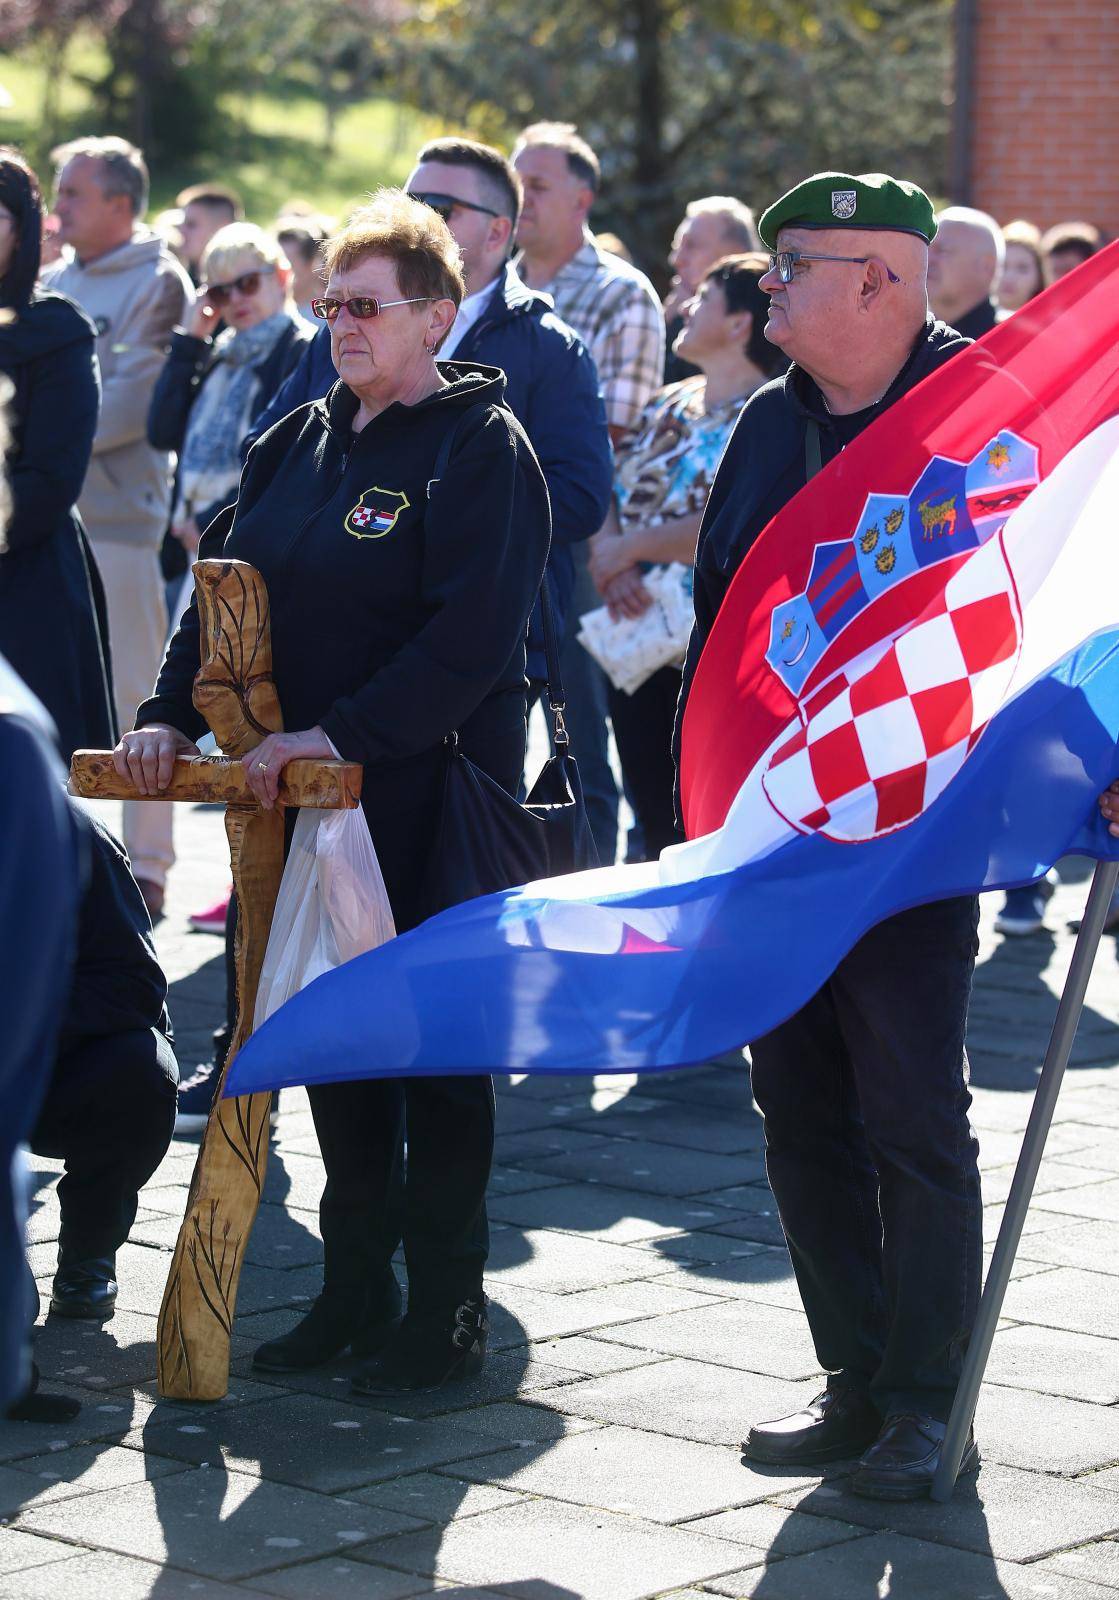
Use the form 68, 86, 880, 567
254, 807, 396, 1030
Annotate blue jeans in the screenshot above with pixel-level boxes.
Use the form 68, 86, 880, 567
559, 546, 620, 865
749, 896, 982, 1422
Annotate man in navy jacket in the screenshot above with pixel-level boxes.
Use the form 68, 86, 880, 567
247, 139, 613, 690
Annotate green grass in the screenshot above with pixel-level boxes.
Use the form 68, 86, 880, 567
0, 42, 454, 225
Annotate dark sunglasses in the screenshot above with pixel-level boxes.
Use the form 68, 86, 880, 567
203, 266, 275, 306
406, 190, 500, 223
310, 294, 434, 322
767, 250, 901, 285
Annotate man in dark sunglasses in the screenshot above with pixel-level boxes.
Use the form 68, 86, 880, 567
675, 171, 987, 1503
246, 137, 612, 717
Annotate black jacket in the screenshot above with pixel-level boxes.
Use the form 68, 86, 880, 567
59, 806, 170, 1055
147, 317, 314, 532
138, 366, 551, 926
953, 298, 999, 342
244, 271, 612, 682
0, 289, 116, 759
674, 318, 972, 813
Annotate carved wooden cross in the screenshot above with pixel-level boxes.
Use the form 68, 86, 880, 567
69, 558, 362, 1401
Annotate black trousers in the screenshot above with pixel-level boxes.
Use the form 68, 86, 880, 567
607, 665, 685, 862
307, 1074, 494, 1315
748, 897, 982, 1423
30, 1027, 178, 1264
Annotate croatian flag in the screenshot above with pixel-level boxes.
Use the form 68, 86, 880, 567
227, 245, 1119, 1094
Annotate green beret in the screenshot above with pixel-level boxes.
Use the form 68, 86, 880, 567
758, 172, 937, 251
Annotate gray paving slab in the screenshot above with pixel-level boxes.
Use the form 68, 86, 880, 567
28, 1308, 164, 1393
687, 1501, 870, 1557
0, 1389, 154, 1464
130, 1392, 506, 1492
484, 1278, 724, 1353
0, 1528, 76, 1574
974, 1382, 1119, 1473
243, 1555, 439, 1598
702, 1530, 1119, 1599
366, 1497, 749, 1599
1036, 1542, 1119, 1592
1, 1549, 259, 1599
241, 1346, 580, 1418
593, 1299, 821, 1381
1032, 1177, 1119, 1222
446, 1424, 781, 1521
985, 1322, 1119, 1404
347, 1472, 527, 1520
1050, 1141, 1119, 1175
563, 1106, 765, 1157
444, 1401, 601, 1444
630, 1231, 771, 1267
526, 1334, 672, 1378
775, 1462, 1119, 1562
522, 1138, 756, 1197
1000, 1265, 1119, 1337
15, 1468, 423, 1580
648, 1252, 805, 1311
485, 1225, 670, 1292
487, 1182, 747, 1244
4, 1442, 188, 1509
531, 1357, 818, 1451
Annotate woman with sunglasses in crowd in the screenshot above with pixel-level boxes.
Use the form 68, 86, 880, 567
148, 221, 312, 621
115, 190, 550, 1396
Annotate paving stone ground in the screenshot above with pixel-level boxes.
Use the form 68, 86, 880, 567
5, 801, 1119, 1598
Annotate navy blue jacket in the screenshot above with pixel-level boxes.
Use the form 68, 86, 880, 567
247, 265, 613, 681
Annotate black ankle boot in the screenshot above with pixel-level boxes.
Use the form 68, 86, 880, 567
253, 1283, 402, 1373
350, 1294, 488, 1397
50, 1257, 117, 1321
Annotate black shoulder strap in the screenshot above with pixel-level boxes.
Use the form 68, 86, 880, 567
428, 402, 566, 734
804, 418, 823, 481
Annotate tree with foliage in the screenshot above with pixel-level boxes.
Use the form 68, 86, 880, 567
393, 0, 953, 277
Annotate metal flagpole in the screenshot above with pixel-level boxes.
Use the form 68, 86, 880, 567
931, 857, 1119, 1502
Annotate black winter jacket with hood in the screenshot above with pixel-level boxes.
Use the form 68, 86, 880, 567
138, 364, 551, 895
674, 318, 972, 818
0, 288, 116, 759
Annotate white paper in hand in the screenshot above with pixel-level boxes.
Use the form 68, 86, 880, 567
577, 562, 695, 695
253, 807, 396, 1030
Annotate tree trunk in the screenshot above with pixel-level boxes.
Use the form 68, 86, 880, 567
629, 0, 669, 272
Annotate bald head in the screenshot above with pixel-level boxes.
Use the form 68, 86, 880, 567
927, 206, 1002, 324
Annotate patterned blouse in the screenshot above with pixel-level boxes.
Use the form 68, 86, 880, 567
614, 377, 747, 531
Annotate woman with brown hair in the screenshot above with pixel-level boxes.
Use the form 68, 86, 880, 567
114, 190, 551, 1394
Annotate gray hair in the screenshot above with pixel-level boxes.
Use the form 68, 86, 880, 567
685, 195, 760, 252
52, 136, 149, 218
936, 205, 1005, 270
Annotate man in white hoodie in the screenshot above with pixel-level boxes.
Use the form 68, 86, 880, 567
48, 137, 192, 918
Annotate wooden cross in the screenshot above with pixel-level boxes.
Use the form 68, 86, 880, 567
69, 558, 362, 1401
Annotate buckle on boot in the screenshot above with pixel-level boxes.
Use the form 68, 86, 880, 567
451, 1323, 475, 1351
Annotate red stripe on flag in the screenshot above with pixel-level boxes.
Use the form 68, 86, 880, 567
680, 242, 1119, 839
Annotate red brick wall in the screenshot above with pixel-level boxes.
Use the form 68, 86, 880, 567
964, 0, 1119, 236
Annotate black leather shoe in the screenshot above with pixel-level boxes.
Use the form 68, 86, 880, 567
351, 1295, 488, 1397
743, 1385, 881, 1465
851, 1411, 979, 1500
49, 1258, 117, 1321
253, 1285, 402, 1373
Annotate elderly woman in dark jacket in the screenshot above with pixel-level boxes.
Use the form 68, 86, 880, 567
0, 147, 114, 759
115, 190, 551, 1395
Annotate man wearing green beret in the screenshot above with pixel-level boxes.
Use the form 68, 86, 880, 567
674, 171, 982, 1501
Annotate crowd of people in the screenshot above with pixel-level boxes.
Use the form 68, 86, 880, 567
0, 120, 1112, 1491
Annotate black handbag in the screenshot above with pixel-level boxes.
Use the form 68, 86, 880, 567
421, 408, 600, 916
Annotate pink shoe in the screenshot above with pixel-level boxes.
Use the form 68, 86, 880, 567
189, 884, 232, 933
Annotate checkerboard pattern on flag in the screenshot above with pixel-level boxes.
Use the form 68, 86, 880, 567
226, 244, 1119, 1093
762, 536, 1022, 841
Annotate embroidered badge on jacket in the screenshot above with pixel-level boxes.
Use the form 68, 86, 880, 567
345, 487, 410, 539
